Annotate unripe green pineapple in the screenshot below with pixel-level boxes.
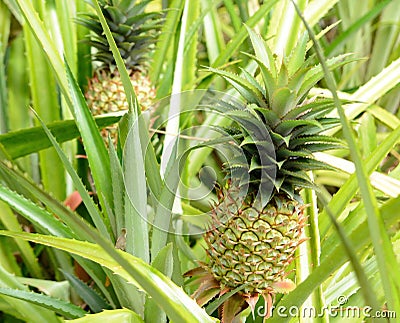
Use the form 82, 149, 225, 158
206, 189, 306, 296
186, 28, 352, 322
78, 0, 161, 143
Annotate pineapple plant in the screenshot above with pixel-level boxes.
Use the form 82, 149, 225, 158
186, 28, 352, 322
78, 0, 161, 142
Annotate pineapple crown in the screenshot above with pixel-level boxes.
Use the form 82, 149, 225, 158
78, 0, 162, 71
209, 27, 353, 203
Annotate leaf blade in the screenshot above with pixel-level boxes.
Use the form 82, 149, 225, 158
0, 231, 217, 323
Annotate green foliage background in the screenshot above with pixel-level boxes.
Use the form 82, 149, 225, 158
0, 0, 399, 322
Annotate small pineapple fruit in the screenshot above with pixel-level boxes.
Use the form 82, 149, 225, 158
185, 28, 351, 322
78, 0, 161, 142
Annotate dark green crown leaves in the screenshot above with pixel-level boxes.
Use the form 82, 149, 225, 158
77, 0, 162, 70
206, 67, 267, 108
208, 28, 352, 201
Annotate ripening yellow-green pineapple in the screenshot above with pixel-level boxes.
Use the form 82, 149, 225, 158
186, 27, 350, 322
79, 0, 161, 143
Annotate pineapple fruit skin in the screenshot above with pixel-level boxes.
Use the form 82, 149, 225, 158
85, 69, 155, 144
205, 186, 306, 296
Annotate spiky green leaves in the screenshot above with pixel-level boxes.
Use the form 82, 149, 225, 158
208, 28, 350, 200
208, 100, 276, 206
209, 30, 354, 117
77, 0, 162, 70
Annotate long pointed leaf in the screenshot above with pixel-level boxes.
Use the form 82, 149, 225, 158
0, 184, 73, 238
65, 62, 114, 230
197, 0, 279, 89
61, 270, 111, 313
0, 264, 58, 323
68, 309, 144, 323
0, 287, 87, 319
91, 0, 138, 114
0, 114, 123, 159
268, 196, 400, 323
123, 112, 149, 262
293, 1, 400, 316
0, 230, 217, 323
33, 109, 111, 241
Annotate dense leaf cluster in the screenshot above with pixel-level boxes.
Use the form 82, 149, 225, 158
77, 0, 162, 70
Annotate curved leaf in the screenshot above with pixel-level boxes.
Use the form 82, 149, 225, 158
0, 184, 73, 238
68, 309, 144, 323
325, 0, 392, 56
207, 67, 266, 107
61, 270, 111, 313
299, 54, 356, 99
33, 110, 111, 241
0, 114, 123, 160
0, 231, 217, 323
64, 63, 114, 230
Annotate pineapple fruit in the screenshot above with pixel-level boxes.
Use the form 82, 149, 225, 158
78, 0, 161, 142
185, 28, 350, 322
